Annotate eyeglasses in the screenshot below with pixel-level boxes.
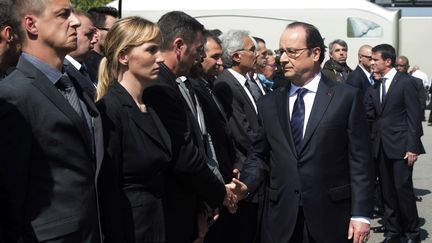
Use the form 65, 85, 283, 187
277, 47, 310, 59
360, 54, 372, 60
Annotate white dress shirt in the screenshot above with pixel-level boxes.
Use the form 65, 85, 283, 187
288, 73, 321, 138
228, 68, 258, 113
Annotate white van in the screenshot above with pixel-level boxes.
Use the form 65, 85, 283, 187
108, 0, 432, 76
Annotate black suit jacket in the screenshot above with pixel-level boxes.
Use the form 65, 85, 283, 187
96, 82, 172, 243
83, 50, 102, 85
189, 77, 238, 183
241, 74, 374, 243
365, 71, 425, 159
0, 57, 103, 242
346, 65, 372, 100
213, 69, 260, 167
64, 59, 97, 99
142, 63, 226, 242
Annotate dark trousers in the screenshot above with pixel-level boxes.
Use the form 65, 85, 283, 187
378, 147, 420, 240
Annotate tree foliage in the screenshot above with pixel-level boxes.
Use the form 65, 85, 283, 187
71, 0, 114, 11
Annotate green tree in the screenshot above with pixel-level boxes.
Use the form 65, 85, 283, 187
71, 0, 114, 11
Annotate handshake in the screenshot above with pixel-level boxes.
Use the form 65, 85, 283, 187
222, 169, 248, 214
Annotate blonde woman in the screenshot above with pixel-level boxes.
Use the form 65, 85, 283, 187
96, 16, 170, 243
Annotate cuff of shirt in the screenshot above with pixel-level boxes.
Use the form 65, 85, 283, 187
351, 216, 371, 224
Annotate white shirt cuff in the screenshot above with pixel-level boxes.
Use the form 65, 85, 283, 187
351, 216, 371, 224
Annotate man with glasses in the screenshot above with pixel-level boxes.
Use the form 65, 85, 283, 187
85, 6, 118, 84
213, 29, 261, 243
346, 44, 373, 100
232, 21, 374, 243
322, 39, 352, 82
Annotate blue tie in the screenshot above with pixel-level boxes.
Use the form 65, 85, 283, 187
291, 88, 308, 154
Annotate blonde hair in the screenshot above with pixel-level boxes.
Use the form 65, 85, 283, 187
96, 16, 161, 100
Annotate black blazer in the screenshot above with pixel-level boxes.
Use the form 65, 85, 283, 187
241, 74, 374, 243
189, 77, 238, 183
0, 57, 103, 242
346, 65, 372, 100
64, 59, 97, 99
96, 82, 172, 243
365, 71, 425, 159
142, 63, 226, 242
213, 69, 260, 167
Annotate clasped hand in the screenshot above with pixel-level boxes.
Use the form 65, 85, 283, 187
223, 169, 249, 213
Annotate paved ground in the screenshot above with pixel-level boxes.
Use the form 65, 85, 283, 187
369, 110, 432, 243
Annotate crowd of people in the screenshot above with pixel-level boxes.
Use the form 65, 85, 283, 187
0, 0, 427, 243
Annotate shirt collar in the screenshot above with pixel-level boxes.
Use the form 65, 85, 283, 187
22, 52, 63, 84
289, 72, 321, 97
65, 55, 82, 70
176, 76, 187, 84
383, 67, 397, 81
359, 64, 371, 78
228, 68, 247, 85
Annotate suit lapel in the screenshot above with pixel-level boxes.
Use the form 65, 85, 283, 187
64, 60, 96, 99
112, 83, 168, 151
382, 72, 400, 109
300, 76, 334, 154
148, 107, 172, 155
276, 84, 297, 156
18, 59, 93, 154
372, 82, 382, 113
224, 71, 256, 113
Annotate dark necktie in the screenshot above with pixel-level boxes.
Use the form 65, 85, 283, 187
80, 65, 94, 84
245, 76, 263, 102
56, 74, 84, 118
290, 88, 308, 154
381, 77, 387, 103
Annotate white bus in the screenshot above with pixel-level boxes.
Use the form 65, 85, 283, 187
108, 0, 431, 78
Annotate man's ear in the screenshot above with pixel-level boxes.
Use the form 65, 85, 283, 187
23, 15, 38, 36
0, 26, 14, 43
232, 52, 241, 63
173, 37, 184, 55
312, 47, 321, 62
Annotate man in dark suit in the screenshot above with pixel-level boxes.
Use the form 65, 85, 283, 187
187, 30, 241, 242
365, 45, 425, 243
233, 21, 374, 243
65, 10, 97, 95
85, 6, 118, 84
141, 11, 236, 243
346, 44, 373, 100
64, 11, 97, 99
213, 29, 261, 243
395, 56, 427, 124
0, 0, 104, 242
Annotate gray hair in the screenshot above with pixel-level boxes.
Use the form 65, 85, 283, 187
220, 29, 250, 68
329, 39, 348, 53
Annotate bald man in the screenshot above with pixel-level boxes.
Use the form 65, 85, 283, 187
346, 44, 374, 100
